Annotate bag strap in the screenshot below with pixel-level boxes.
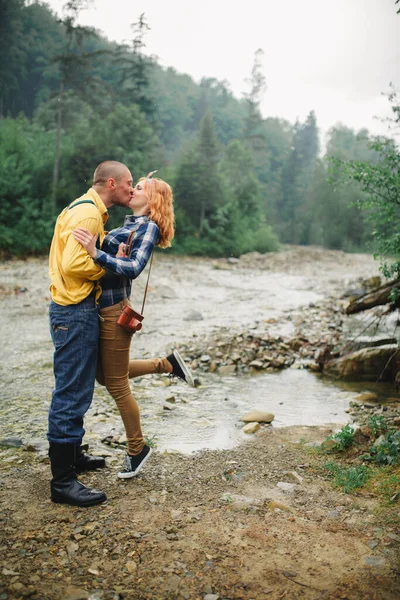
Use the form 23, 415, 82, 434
140, 252, 154, 314
124, 228, 154, 315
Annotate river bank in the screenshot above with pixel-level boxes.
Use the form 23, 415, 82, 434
1, 247, 399, 599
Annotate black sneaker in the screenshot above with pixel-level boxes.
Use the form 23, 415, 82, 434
118, 445, 153, 479
166, 350, 195, 387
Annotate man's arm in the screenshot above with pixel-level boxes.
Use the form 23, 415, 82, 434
62, 216, 105, 281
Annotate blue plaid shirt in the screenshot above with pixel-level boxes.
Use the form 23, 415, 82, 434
94, 214, 159, 308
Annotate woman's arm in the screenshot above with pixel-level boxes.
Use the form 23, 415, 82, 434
85, 222, 159, 280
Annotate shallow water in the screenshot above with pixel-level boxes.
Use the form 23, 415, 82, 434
108, 368, 394, 455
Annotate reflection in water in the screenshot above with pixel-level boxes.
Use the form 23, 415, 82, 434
139, 369, 382, 454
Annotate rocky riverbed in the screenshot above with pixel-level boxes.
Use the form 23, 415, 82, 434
0, 247, 399, 600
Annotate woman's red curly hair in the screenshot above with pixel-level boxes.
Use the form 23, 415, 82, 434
139, 177, 175, 248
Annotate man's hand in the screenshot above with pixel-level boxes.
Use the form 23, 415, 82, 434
72, 228, 98, 258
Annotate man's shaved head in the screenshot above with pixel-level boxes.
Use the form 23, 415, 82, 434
93, 161, 130, 186
91, 161, 133, 208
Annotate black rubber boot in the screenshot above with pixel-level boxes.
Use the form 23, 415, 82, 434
49, 442, 107, 507
75, 444, 106, 473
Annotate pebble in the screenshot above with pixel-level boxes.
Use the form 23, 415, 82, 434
242, 422, 260, 434
240, 411, 274, 423
277, 482, 296, 493
218, 365, 236, 375
184, 310, 203, 321
0, 437, 23, 448
364, 556, 386, 567
63, 587, 89, 600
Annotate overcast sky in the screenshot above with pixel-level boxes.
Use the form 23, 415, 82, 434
46, 0, 400, 140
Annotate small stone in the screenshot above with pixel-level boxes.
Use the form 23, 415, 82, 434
327, 511, 341, 519
242, 422, 260, 434
218, 365, 236, 376
166, 574, 181, 592
321, 439, 337, 451
66, 542, 79, 556
63, 587, 89, 600
204, 594, 220, 600
184, 310, 203, 322
364, 556, 386, 567
240, 411, 274, 423
9, 583, 24, 593
277, 482, 296, 493
0, 437, 23, 448
200, 355, 211, 363
125, 561, 137, 574
373, 434, 386, 447
165, 395, 176, 403
268, 501, 292, 512
367, 540, 379, 549
163, 403, 176, 411
249, 360, 264, 369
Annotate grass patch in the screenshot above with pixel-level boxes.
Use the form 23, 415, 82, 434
364, 465, 400, 504
323, 461, 371, 493
144, 434, 158, 448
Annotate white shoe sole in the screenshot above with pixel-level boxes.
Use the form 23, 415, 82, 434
118, 447, 153, 479
174, 350, 195, 387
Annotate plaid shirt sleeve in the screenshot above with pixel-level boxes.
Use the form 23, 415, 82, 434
94, 221, 159, 279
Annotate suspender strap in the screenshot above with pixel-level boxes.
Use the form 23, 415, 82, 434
68, 199, 101, 249
68, 200, 96, 209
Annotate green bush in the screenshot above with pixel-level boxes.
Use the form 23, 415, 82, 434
326, 424, 356, 451
366, 430, 400, 465
368, 415, 388, 438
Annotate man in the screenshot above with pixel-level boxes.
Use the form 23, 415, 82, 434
48, 161, 134, 507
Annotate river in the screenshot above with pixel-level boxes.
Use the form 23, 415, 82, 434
0, 247, 386, 454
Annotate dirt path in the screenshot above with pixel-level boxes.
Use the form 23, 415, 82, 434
1, 426, 399, 600
1, 247, 399, 599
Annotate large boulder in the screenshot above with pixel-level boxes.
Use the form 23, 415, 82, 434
324, 344, 400, 382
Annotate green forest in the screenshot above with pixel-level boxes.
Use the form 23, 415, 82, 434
1, 0, 399, 259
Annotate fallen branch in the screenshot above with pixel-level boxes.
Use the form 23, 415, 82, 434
345, 279, 400, 314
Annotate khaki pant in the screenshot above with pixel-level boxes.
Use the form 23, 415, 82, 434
97, 300, 171, 455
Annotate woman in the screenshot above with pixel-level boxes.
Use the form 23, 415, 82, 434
72, 173, 194, 479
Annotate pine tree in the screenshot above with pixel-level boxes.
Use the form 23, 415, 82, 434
174, 112, 222, 237
115, 13, 156, 120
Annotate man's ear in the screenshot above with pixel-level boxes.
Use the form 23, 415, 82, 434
107, 177, 116, 189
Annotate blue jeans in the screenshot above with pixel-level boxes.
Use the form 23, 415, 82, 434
47, 296, 99, 445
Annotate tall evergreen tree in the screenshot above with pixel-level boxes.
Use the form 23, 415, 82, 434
279, 111, 319, 243
174, 112, 222, 237
115, 13, 156, 120
243, 48, 266, 152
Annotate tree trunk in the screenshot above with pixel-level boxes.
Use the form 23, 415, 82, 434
199, 201, 205, 234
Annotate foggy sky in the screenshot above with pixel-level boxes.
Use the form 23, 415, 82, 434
46, 0, 400, 139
